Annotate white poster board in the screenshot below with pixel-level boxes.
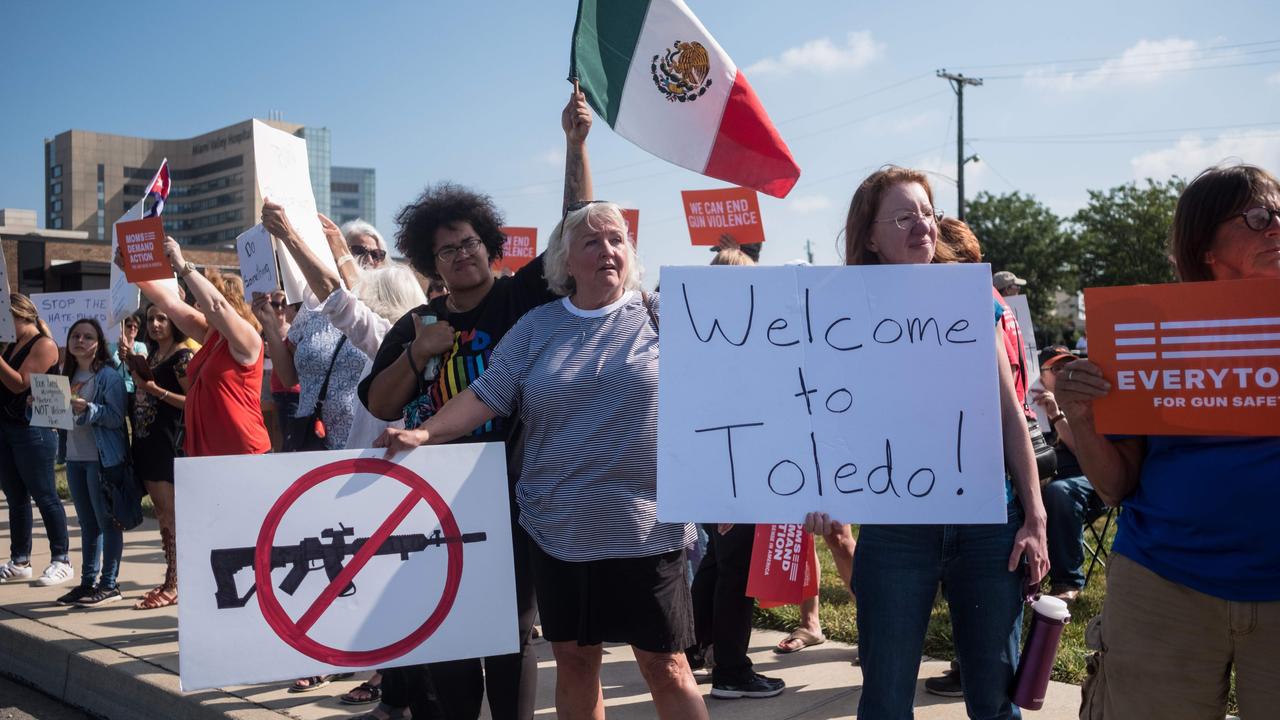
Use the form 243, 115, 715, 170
657, 265, 1006, 525
109, 162, 178, 325
0, 241, 15, 343
236, 224, 280, 301
31, 290, 121, 345
29, 373, 73, 430
1004, 294, 1047, 428
252, 120, 338, 305
175, 444, 518, 691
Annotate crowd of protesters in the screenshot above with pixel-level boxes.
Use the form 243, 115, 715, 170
0, 85, 1276, 720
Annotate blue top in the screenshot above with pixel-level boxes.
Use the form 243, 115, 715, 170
108, 340, 149, 393
73, 365, 129, 468
1113, 434, 1280, 601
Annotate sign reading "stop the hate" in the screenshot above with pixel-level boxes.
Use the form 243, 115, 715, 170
681, 188, 764, 246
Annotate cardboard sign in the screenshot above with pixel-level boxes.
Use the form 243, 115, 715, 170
175, 444, 518, 691
253, 120, 339, 305
1084, 278, 1280, 436
115, 217, 172, 282
621, 208, 640, 248
1004, 294, 1048, 428
681, 188, 765, 246
237, 224, 280, 300
0, 241, 15, 343
745, 524, 817, 608
496, 227, 537, 274
657, 265, 1005, 524
29, 374, 73, 430
31, 290, 120, 346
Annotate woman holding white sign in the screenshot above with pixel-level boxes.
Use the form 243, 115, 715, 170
58, 318, 129, 606
376, 201, 707, 720
810, 166, 1048, 720
0, 294, 71, 586
1056, 163, 1280, 718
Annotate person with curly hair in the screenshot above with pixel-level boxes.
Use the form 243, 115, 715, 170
358, 88, 592, 720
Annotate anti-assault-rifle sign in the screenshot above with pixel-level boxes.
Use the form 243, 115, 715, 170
176, 446, 516, 691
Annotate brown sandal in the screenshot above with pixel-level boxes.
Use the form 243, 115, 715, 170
134, 586, 178, 610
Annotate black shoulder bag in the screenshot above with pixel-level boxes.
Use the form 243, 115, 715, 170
284, 336, 347, 452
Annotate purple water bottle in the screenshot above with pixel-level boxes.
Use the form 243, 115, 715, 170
1011, 595, 1071, 710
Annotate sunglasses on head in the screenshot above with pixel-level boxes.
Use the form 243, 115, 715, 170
564, 199, 610, 217
351, 246, 387, 262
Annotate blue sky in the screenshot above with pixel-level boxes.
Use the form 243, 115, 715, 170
3, 1, 1279, 282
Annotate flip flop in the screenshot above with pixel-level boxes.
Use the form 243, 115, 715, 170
290, 675, 340, 693
774, 628, 826, 654
340, 680, 383, 705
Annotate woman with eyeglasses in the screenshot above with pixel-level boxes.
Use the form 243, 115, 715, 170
1056, 163, 1280, 718
359, 89, 592, 720
260, 204, 380, 454
128, 303, 193, 609
805, 166, 1048, 720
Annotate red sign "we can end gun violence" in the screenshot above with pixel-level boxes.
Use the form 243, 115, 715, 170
1085, 278, 1280, 436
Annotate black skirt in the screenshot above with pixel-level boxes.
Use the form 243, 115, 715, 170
529, 542, 694, 654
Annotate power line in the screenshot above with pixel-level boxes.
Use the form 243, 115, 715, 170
972, 120, 1280, 142
982, 58, 1280, 80
947, 38, 1280, 72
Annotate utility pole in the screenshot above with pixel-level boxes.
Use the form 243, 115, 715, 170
937, 70, 983, 220
804, 239, 814, 264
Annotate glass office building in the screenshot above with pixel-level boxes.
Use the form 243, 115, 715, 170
329, 166, 377, 226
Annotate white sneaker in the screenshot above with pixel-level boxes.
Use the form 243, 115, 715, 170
0, 559, 33, 581
35, 561, 74, 587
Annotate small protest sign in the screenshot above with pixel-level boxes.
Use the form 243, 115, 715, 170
0, 241, 14, 343
745, 524, 817, 608
176, 444, 517, 691
681, 188, 764, 246
31, 290, 120, 345
1084, 278, 1280, 436
253, 120, 339, 305
237, 224, 280, 301
115, 217, 172, 282
1004, 294, 1047, 427
621, 209, 640, 248
657, 264, 1005, 524
29, 374, 73, 430
496, 227, 537, 274
109, 161, 178, 325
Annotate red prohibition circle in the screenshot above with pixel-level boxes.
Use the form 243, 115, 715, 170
254, 457, 464, 666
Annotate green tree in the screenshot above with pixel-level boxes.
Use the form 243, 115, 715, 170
1072, 178, 1184, 289
965, 191, 1079, 343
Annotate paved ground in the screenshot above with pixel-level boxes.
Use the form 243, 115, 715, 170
0, 675, 96, 720
0, 497, 1081, 719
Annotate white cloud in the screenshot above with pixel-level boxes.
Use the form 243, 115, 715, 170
1025, 37, 1206, 92
788, 194, 832, 214
1130, 130, 1280, 180
747, 31, 884, 76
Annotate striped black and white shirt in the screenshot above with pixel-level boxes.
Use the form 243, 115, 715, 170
469, 290, 696, 562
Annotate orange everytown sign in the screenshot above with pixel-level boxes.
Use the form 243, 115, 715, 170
496, 227, 537, 274
681, 188, 764, 246
116, 217, 172, 282
1085, 278, 1280, 436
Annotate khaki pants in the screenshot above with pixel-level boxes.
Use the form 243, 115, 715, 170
1081, 554, 1280, 719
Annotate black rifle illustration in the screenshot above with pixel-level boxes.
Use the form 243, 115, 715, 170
210, 525, 487, 610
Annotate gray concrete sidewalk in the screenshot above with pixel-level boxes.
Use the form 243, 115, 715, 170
0, 498, 1080, 719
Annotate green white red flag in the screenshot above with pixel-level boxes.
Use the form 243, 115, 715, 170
571, 0, 801, 198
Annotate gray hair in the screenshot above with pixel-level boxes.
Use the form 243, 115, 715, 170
352, 261, 427, 323
543, 202, 643, 296
340, 218, 387, 252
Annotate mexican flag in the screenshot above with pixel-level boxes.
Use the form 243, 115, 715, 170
571, 0, 801, 198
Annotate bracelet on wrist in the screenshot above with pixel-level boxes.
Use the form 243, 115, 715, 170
1049, 413, 1066, 425
336, 254, 355, 267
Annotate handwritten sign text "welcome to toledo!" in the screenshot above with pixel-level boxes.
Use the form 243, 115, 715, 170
657, 265, 1006, 525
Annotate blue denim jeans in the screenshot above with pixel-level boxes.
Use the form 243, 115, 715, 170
0, 422, 67, 563
66, 461, 123, 588
853, 501, 1025, 720
1043, 475, 1106, 590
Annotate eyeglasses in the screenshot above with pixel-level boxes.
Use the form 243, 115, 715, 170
1048, 363, 1072, 374
351, 246, 387, 262
1237, 206, 1280, 232
874, 208, 944, 231
434, 237, 484, 263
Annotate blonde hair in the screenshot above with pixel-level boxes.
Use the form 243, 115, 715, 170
543, 202, 643, 296
203, 268, 261, 333
9, 293, 51, 337
711, 248, 755, 266
353, 262, 428, 323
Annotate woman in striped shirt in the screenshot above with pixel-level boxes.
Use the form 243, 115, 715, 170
377, 202, 706, 720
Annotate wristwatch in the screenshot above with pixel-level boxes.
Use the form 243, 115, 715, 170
1049, 413, 1067, 426
178, 261, 198, 278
